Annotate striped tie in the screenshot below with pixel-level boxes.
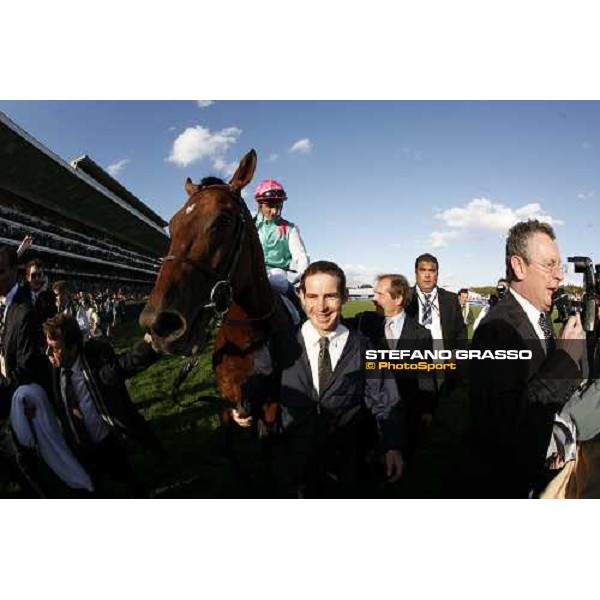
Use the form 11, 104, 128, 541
422, 293, 432, 326
539, 312, 555, 353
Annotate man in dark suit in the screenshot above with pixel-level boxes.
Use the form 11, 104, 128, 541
43, 312, 160, 496
405, 253, 467, 396
23, 259, 57, 325
468, 220, 584, 498
346, 274, 436, 460
0, 246, 57, 495
458, 288, 475, 327
274, 261, 405, 498
405, 253, 467, 353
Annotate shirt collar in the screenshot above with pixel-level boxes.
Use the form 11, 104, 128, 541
63, 353, 83, 375
302, 320, 348, 347
416, 286, 438, 303
509, 287, 544, 330
386, 310, 406, 329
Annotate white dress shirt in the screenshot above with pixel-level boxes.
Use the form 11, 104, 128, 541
301, 320, 349, 394
385, 311, 406, 349
508, 289, 577, 464
509, 288, 550, 352
415, 286, 445, 351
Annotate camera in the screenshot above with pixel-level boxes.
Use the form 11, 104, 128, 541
496, 283, 508, 299
553, 256, 599, 332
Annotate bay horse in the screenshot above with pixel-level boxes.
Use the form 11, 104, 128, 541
139, 150, 282, 432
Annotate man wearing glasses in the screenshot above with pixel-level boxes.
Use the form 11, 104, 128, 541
0, 245, 92, 496
467, 220, 585, 498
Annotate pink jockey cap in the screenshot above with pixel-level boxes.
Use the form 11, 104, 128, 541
254, 179, 287, 202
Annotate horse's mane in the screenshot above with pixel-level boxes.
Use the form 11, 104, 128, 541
199, 176, 226, 188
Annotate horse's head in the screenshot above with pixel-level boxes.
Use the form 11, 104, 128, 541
140, 149, 271, 355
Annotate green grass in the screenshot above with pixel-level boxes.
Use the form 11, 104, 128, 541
1, 302, 506, 498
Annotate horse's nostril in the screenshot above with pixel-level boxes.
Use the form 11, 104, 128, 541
152, 311, 185, 339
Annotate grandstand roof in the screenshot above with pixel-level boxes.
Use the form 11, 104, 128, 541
0, 111, 169, 257
71, 155, 167, 229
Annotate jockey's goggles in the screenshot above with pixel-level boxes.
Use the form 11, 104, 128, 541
256, 189, 287, 202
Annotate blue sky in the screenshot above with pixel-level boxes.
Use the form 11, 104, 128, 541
1, 100, 598, 290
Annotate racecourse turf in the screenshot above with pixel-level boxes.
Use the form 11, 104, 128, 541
1, 302, 481, 498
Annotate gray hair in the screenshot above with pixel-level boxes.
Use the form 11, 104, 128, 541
505, 220, 556, 282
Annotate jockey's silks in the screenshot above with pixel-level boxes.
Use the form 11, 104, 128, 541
255, 212, 296, 270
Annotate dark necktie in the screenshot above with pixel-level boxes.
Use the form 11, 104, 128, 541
422, 293, 432, 325
539, 312, 555, 353
318, 336, 333, 396
0, 302, 6, 351
63, 368, 89, 446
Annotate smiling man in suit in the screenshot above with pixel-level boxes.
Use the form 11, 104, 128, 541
275, 261, 405, 498
468, 220, 584, 498
348, 274, 436, 461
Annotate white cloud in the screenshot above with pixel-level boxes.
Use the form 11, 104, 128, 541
429, 230, 460, 248
196, 101, 214, 108
582, 141, 592, 149
167, 125, 242, 167
106, 159, 129, 177
577, 189, 595, 199
289, 138, 313, 154
400, 147, 423, 161
436, 198, 562, 232
266, 153, 279, 162
168, 126, 177, 132
341, 263, 381, 287
427, 197, 563, 248
213, 157, 238, 177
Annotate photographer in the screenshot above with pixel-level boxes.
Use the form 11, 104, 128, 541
472, 278, 507, 333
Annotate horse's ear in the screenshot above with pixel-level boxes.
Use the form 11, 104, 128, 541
229, 149, 257, 192
185, 177, 199, 197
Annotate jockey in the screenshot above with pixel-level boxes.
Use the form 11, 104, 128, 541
253, 179, 309, 287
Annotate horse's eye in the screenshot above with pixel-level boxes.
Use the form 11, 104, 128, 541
212, 215, 234, 230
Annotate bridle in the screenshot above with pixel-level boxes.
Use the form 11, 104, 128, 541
161, 184, 274, 330
163, 183, 275, 409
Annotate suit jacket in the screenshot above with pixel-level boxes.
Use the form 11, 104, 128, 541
345, 311, 438, 414
276, 328, 404, 488
50, 338, 159, 446
0, 285, 51, 418
405, 286, 467, 352
468, 291, 582, 497
29, 286, 57, 325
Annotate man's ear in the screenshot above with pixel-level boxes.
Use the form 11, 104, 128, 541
510, 255, 526, 281
299, 290, 306, 308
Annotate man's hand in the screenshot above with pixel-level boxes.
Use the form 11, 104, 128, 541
232, 408, 252, 428
557, 313, 585, 364
17, 235, 34, 257
385, 449, 404, 483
